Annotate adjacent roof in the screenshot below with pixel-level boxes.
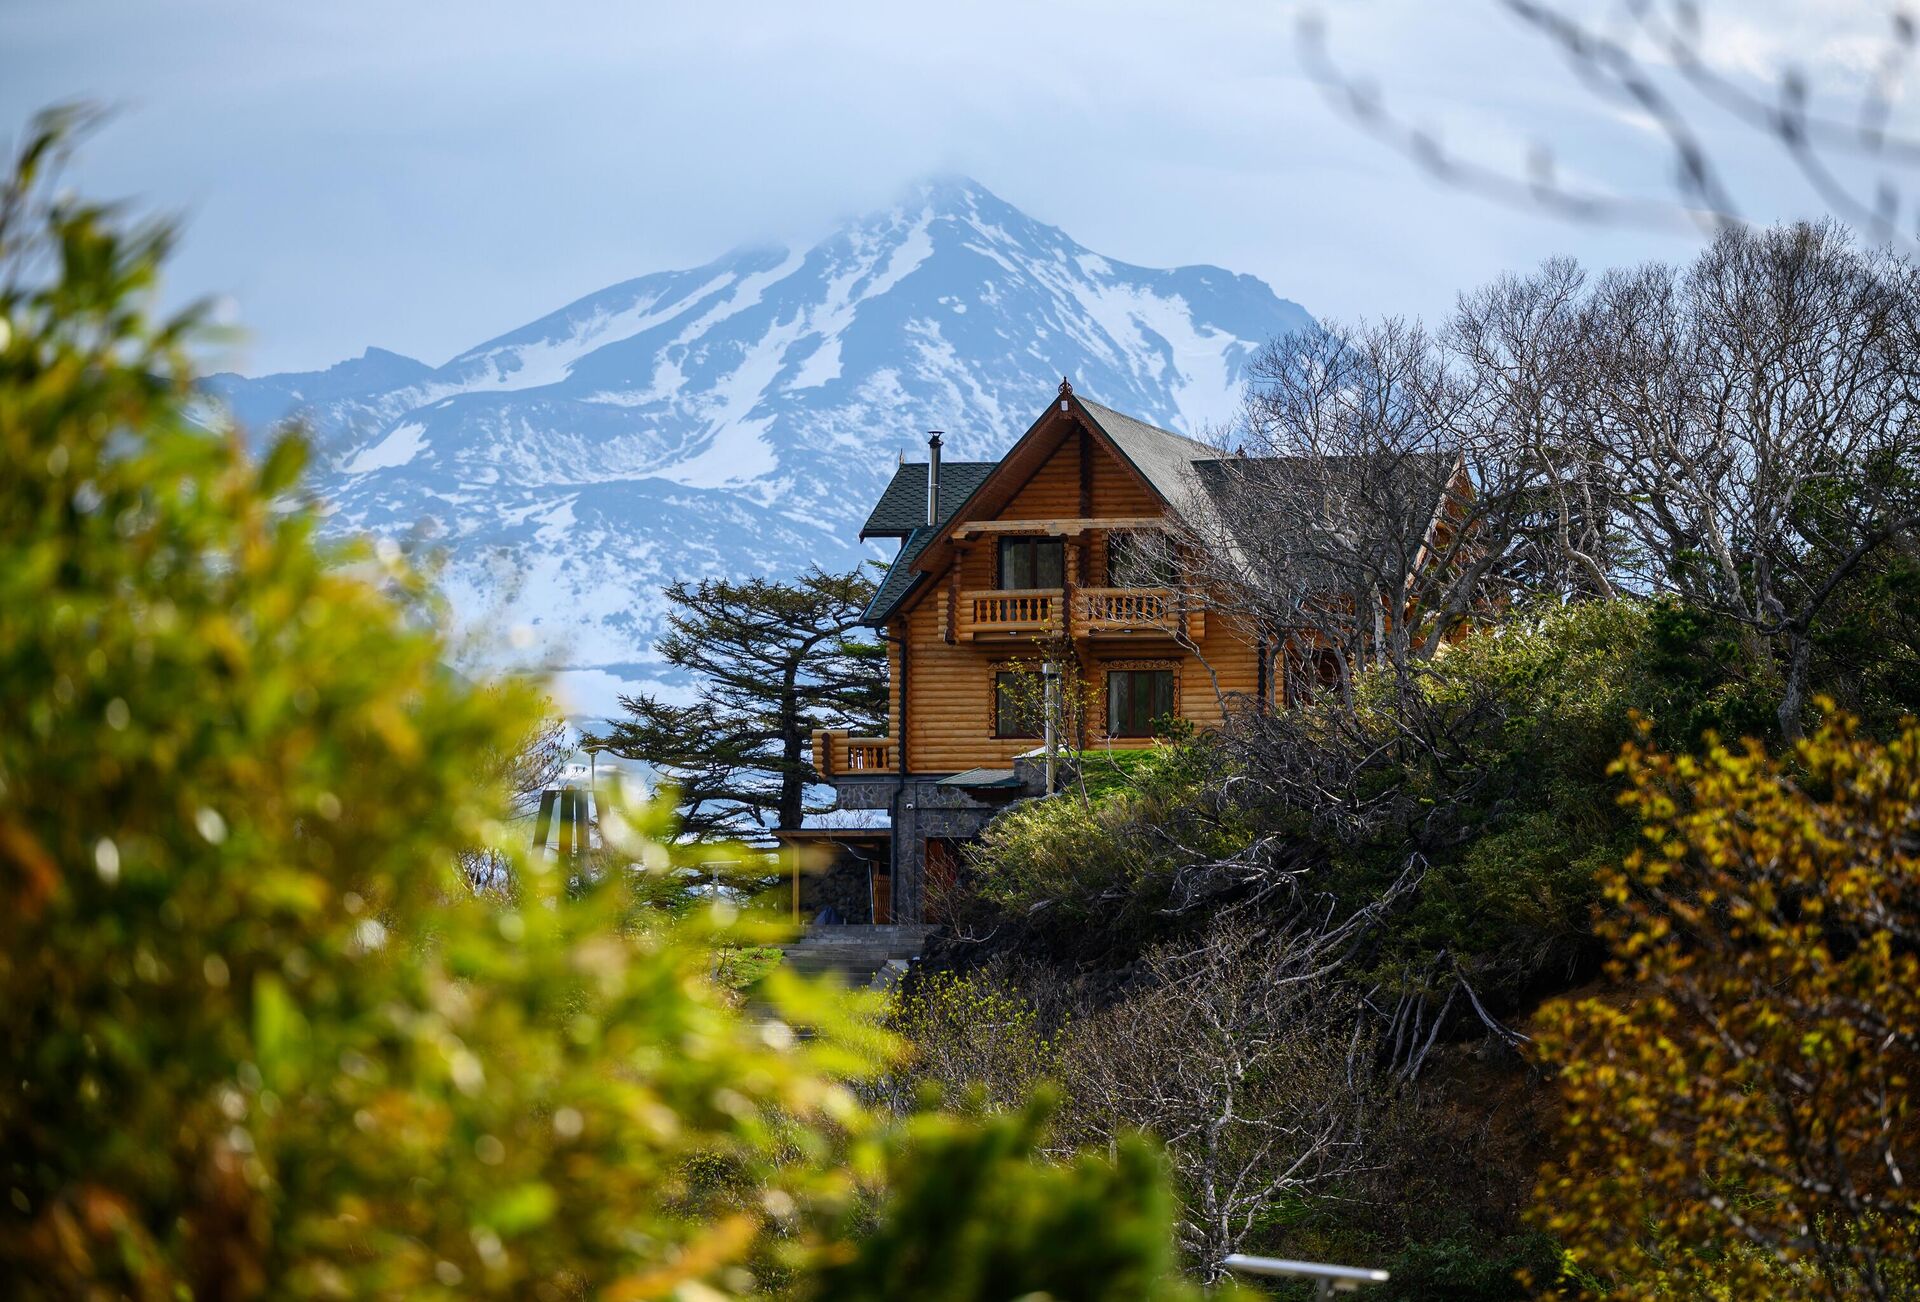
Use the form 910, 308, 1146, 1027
1189, 450, 1462, 586
860, 461, 997, 539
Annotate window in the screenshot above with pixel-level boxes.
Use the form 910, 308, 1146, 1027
994, 671, 1045, 738
1106, 531, 1178, 588
997, 536, 1064, 590
1283, 648, 1344, 708
1107, 668, 1175, 737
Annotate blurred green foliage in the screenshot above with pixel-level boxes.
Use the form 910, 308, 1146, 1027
812, 1096, 1210, 1302
0, 105, 887, 1300
0, 107, 1196, 1300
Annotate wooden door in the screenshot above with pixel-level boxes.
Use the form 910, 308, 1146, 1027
870, 866, 893, 925
923, 837, 961, 924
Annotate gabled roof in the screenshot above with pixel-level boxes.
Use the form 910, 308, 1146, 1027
1074, 398, 1221, 531
860, 460, 997, 539
858, 387, 1219, 626
854, 383, 1465, 627
862, 524, 937, 624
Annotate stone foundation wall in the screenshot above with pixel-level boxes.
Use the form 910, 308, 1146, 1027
800, 853, 877, 925
825, 755, 1066, 924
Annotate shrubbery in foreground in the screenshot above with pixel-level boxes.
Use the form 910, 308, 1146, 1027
1534, 711, 1920, 1299
0, 110, 1196, 1300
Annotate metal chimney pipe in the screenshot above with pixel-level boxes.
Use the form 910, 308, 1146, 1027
926, 431, 944, 527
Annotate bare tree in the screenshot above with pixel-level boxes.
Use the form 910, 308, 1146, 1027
1298, 1, 1920, 250
1192, 266, 1627, 706
1584, 221, 1920, 735
1203, 223, 1920, 737
1053, 914, 1391, 1277
1195, 319, 1461, 700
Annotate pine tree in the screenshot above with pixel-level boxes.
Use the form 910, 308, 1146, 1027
596, 567, 886, 837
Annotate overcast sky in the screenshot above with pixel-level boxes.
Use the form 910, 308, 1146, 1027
3, 1, 1904, 375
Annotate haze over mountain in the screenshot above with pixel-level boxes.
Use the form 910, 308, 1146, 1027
205, 178, 1315, 716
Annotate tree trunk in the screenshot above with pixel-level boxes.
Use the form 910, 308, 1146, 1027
1777, 628, 1813, 742
778, 662, 804, 831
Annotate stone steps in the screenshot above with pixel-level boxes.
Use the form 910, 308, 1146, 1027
780, 924, 933, 990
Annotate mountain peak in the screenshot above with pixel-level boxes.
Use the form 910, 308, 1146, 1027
908, 173, 1000, 211
210, 183, 1315, 715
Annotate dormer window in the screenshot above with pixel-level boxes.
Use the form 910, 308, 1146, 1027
997, 536, 1063, 590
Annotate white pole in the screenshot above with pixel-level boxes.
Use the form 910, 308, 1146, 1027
1042, 662, 1059, 795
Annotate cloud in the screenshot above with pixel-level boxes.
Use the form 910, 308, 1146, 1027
2, 0, 1895, 376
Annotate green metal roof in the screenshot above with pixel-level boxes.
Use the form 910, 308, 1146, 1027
861, 525, 935, 625
937, 767, 1024, 789
859, 460, 997, 539
858, 460, 996, 625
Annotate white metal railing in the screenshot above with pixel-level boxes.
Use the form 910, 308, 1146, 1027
1220, 1254, 1390, 1298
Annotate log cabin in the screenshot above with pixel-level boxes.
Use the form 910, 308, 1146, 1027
806, 379, 1462, 925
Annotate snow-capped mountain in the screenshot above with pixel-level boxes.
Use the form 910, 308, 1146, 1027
205, 177, 1315, 717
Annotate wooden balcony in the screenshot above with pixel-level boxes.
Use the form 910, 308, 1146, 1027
953, 586, 1205, 642
1077, 587, 1205, 640
811, 729, 896, 778
958, 588, 1063, 640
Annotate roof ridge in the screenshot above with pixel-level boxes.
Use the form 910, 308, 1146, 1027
1075, 395, 1219, 456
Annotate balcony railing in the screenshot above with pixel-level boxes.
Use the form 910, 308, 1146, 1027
1078, 587, 1205, 640
959, 588, 1063, 640
954, 586, 1204, 641
811, 729, 896, 778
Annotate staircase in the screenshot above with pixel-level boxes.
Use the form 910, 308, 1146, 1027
780, 925, 935, 990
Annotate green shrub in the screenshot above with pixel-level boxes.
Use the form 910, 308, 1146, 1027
888, 969, 1062, 1116
967, 734, 1255, 950
813, 1097, 1209, 1302
965, 599, 1771, 999
0, 109, 1196, 1300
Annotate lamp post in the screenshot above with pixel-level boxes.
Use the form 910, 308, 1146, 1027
1041, 661, 1059, 795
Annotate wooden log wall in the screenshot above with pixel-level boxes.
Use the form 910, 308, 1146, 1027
890, 420, 1264, 774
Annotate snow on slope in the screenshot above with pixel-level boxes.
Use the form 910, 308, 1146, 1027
206, 177, 1317, 716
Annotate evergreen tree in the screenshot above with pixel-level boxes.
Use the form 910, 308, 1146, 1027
597, 567, 886, 837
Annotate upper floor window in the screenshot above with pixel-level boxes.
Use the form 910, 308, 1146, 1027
993, 671, 1045, 738
998, 536, 1063, 590
1107, 667, 1175, 737
1106, 531, 1179, 588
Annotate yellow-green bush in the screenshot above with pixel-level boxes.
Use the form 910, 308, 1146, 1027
0, 110, 1194, 1299
0, 109, 892, 1299
888, 970, 1062, 1116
